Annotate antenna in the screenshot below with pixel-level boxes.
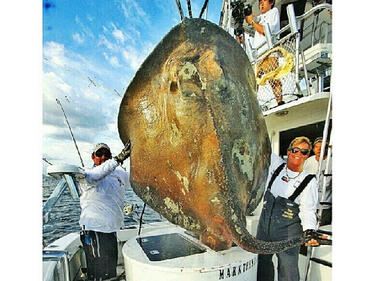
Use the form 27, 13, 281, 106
56, 98, 85, 167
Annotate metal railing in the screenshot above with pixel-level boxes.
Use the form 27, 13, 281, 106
219, 1, 332, 111
43, 250, 71, 281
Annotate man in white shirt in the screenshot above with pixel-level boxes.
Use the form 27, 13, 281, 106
256, 136, 320, 281
304, 137, 332, 226
78, 142, 131, 281
245, 0, 280, 56
245, 0, 284, 105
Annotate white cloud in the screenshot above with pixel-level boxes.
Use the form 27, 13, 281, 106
75, 15, 94, 38
121, 47, 143, 70
103, 52, 121, 68
43, 137, 95, 167
121, 41, 155, 71
72, 33, 84, 44
109, 56, 120, 67
43, 71, 71, 97
113, 29, 125, 43
120, 0, 150, 25
111, 23, 126, 44
86, 14, 94, 22
82, 87, 101, 101
98, 34, 119, 51
42, 42, 119, 152
110, 56, 121, 68
44, 41, 98, 76
124, 26, 139, 43
44, 42, 66, 67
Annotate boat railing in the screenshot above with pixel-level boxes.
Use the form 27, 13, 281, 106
43, 250, 71, 281
251, 4, 304, 111
43, 166, 82, 223
295, 3, 332, 96
43, 165, 83, 247
219, 1, 332, 112
296, 3, 332, 49
255, 3, 332, 111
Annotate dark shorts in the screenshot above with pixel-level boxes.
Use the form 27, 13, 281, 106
80, 230, 118, 280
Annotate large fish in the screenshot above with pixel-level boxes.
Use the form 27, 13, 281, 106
118, 18, 301, 254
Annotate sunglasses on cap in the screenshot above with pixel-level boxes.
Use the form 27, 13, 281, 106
95, 148, 111, 158
288, 147, 310, 155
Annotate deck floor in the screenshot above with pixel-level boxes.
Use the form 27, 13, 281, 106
74, 266, 126, 281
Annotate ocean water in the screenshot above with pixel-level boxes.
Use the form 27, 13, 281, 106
42, 176, 164, 246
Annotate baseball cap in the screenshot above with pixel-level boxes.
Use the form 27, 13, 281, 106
93, 143, 111, 154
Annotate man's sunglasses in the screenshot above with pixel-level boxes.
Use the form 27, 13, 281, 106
288, 147, 310, 155
95, 148, 111, 158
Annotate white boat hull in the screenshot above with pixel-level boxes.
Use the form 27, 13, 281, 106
123, 225, 257, 281
43, 206, 331, 281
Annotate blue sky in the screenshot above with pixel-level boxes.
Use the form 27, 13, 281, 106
43, 0, 223, 169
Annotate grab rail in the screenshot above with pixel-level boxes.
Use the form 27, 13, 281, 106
295, 3, 332, 22
43, 250, 71, 281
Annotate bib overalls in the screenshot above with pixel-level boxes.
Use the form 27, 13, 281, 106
256, 163, 314, 281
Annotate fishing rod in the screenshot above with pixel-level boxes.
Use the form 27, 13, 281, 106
56, 98, 85, 167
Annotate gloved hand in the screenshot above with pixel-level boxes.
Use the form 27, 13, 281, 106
114, 140, 131, 164
303, 229, 320, 247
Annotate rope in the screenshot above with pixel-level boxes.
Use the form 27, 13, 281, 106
255, 46, 294, 86
187, 0, 193, 18
174, 0, 184, 21
199, 0, 209, 18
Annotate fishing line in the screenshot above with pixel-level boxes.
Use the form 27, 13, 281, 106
56, 98, 85, 167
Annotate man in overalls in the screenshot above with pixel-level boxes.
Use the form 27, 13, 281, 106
256, 136, 320, 281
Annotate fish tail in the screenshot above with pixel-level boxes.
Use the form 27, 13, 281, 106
230, 223, 303, 254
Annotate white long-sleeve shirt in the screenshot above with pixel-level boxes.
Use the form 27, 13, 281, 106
253, 7, 280, 56
265, 153, 318, 231
78, 159, 130, 233
304, 155, 332, 209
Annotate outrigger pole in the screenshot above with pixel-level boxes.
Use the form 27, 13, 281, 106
174, 0, 184, 21
199, 0, 209, 19
187, 0, 193, 18
56, 98, 85, 167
